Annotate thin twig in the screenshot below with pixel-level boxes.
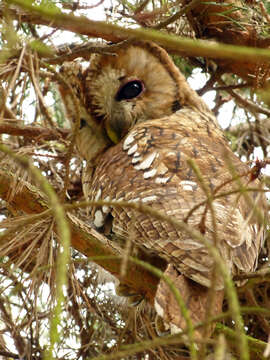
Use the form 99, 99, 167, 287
28, 52, 55, 128
154, 0, 202, 30
0, 118, 69, 140
218, 78, 270, 116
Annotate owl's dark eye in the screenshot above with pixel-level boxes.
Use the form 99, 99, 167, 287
116, 80, 144, 101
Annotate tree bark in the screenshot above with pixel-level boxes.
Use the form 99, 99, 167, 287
183, 0, 270, 84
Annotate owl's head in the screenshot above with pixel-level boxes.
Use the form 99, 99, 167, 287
83, 41, 209, 144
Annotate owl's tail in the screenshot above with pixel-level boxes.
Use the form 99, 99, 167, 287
154, 264, 224, 339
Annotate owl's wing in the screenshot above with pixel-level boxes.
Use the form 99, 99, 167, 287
88, 109, 265, 289
58, 61, 109, 162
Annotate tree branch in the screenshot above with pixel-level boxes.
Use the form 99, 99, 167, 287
183, 0, 270, 85
3, 0, 270, 85
227, 117, 270, 139
0, 119, 69, 140
0, 170, 159, 303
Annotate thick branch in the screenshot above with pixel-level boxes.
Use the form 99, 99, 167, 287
184, 0, 270, 84
0, 170, 158, 303
3, 0, 270, 83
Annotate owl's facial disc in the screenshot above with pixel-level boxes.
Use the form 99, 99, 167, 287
85, 43, 186, 144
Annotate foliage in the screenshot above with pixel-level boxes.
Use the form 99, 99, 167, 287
0, 0, 270, 359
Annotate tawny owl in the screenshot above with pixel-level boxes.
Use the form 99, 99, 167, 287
59, 41, 266, 336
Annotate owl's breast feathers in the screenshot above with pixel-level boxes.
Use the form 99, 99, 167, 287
89, 108, 265, 289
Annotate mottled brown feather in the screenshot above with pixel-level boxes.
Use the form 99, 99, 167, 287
59, 41, 267, 336
89, 109, 265, 289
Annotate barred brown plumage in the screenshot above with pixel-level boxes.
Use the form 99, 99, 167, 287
59, 41, 267, 337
